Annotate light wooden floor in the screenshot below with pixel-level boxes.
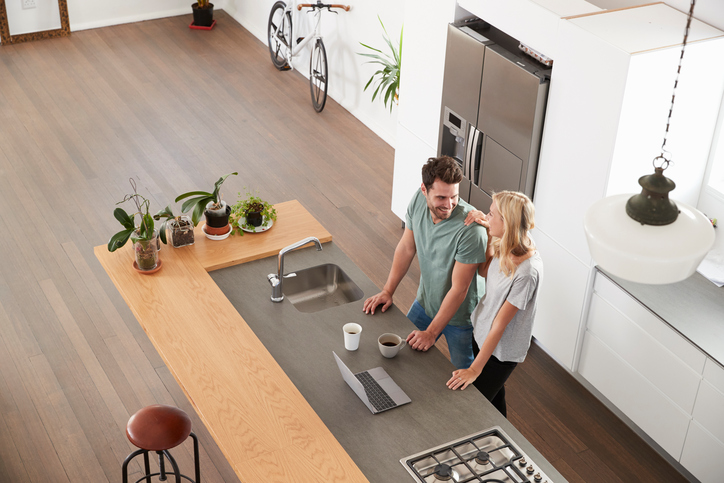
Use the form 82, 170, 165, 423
0, 11, 688, 483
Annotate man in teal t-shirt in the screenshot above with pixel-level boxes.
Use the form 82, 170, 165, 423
363, 156, 488, 369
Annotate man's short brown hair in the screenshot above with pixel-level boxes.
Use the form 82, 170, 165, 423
421, 156, 463, 192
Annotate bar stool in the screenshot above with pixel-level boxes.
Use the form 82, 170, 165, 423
122, 404, 201, 483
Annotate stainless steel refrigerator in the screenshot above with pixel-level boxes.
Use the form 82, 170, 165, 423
438, 19, 551, 213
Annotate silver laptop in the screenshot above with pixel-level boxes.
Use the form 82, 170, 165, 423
333, 351, 411, 414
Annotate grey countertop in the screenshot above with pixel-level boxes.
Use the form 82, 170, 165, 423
210, 242, 566, 483
599, 269, 724, 367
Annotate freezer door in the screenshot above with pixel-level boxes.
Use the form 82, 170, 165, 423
478, 137, 524, 195
477, 44, 545, 162
469, 185, 492, 213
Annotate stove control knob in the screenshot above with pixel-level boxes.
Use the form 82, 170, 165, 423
534, 473, 543, 482
518, 458, 527, 467
526, 465, 535, 475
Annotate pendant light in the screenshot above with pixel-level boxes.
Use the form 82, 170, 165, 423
583, 0, 715, 285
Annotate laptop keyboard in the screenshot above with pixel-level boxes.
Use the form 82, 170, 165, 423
355, 371, 397, 412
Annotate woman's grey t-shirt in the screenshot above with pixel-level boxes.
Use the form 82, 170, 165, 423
471, 252, 543, 363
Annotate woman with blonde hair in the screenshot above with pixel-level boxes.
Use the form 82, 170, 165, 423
446, 191, 543, 417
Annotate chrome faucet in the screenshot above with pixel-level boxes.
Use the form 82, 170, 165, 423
268, 236, 323, 302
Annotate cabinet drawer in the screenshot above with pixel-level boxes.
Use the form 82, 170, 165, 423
692, 379, 724, 444
703, 358, 724, 394
579, 331, 690, 459
587, 293, 700, 413
593, 273, 706, 373
680, 420, 724, 483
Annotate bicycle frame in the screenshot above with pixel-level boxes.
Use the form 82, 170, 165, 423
274, 1, 323, 72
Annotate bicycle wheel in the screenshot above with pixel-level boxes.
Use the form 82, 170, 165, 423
309, 39, 328, 112
268, 1, 292, 70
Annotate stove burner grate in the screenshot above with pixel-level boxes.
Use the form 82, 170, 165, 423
432, 463, 458, 481
401, 427, 549, 483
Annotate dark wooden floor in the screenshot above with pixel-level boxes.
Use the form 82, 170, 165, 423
0, 11, 689, 483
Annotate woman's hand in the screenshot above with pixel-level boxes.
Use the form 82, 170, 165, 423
464, 209, 489, 228
446, 367, 481, 391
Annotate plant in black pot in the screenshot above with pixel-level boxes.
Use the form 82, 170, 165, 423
230, 190, 278, 235
153, 205, 195, 248
191, 0, 214, 28
175, 172, 238, 239
108, 178, 164, 272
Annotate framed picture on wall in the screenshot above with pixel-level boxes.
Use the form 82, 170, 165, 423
0, 0, 70, 45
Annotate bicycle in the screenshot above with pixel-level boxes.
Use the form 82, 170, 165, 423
267, 0, 350, 112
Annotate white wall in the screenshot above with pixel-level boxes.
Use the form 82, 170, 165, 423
223, 0, 403, 147
67, 0, 190, 31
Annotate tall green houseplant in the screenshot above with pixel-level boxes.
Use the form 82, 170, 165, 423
358, 16, 402, 112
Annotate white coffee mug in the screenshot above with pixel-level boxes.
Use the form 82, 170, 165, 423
343, 323, 362, 351
378, 333, 406, 358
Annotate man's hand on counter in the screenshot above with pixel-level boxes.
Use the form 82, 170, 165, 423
406, 329, 436, 351
363, 290, 393, 314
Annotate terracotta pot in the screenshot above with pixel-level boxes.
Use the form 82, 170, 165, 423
204, 224, 230, 236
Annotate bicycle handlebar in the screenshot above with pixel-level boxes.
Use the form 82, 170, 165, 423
297, 3, 350, 11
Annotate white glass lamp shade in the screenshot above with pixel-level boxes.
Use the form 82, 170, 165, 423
584, 194, 715, 284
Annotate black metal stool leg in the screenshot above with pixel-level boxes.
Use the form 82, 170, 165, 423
158, 450, 167, 481
143, 450, 152, 482
189, 431, 201, 483
122, 448, 146, 483
162, 449, 183, 483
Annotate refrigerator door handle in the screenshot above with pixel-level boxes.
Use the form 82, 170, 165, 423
465, 128, 483, 183
464, 126, 478, 179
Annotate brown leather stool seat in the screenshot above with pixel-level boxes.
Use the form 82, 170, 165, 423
122, 404, 200, 483
127, 405, 192, 451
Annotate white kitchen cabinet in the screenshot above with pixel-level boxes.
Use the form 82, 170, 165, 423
591, 274, 707, 373
680, 421, 724, 483
693, 360, 724, 444
580, 272, 701, 459
529, 229, 589, 370
581, 272, 724, 477
578, 331, 691, 459
703, 358, 724, 394
680, 358, 724, 482
586, 275, 704, 414
692, 379, 724, 444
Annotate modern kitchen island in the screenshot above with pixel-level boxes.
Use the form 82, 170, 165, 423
95, 200, 565, 482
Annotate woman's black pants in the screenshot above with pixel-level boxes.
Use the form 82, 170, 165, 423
472, 340, 518, 417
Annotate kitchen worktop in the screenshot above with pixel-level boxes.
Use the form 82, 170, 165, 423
211, 242, 565, 482
600, 269, 724, 367
95, 200, 565, 482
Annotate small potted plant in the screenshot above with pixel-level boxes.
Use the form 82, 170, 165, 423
230, 190, 278, 235
191, 0, 214, 28
108, 178, 163, 272
154, 205, 195, 248
175, 172, 238, 239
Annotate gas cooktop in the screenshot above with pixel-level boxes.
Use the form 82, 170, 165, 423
400, 426, 553, 483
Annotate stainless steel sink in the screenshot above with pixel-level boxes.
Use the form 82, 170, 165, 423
282, 264, 363, 313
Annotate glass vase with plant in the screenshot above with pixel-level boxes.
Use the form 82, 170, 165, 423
153, 206, 195, 248
107, 178, 161, 271
230, 190, 278, 235
357, 16, 402, 112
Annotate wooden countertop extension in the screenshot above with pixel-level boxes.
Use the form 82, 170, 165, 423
94, 200, 369, 482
